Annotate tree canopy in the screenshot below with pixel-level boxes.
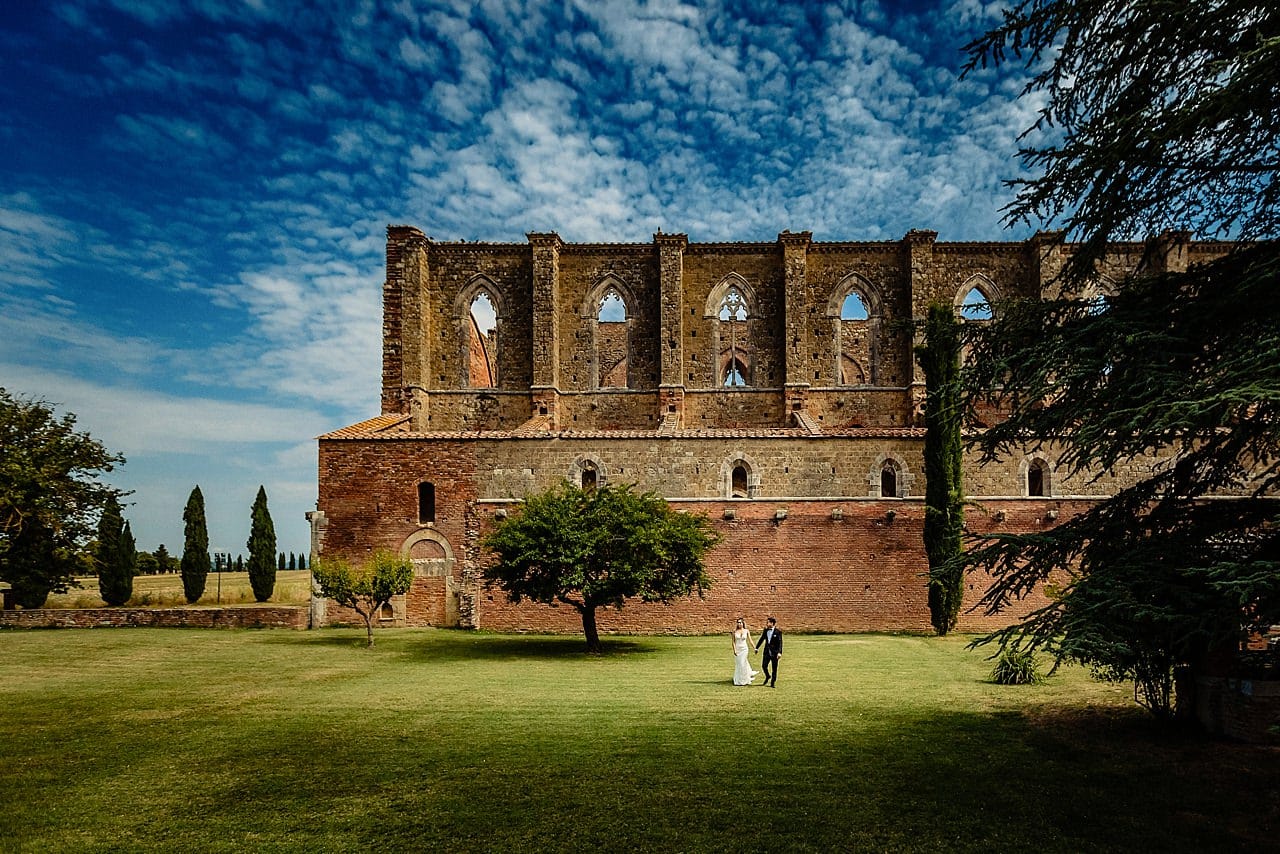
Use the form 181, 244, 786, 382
959, 0, 1280, 717
482, 483, 720, 653
312, 550, 415, 648
0, 388, 124, 607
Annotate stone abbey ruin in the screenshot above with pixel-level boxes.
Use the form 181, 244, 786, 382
310, 227, 1226, 634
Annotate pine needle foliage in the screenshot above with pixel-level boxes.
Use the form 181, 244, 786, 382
959, 1, 1280, 718
964, 0, 1280, 266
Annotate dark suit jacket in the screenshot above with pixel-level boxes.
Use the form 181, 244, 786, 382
755, 627, 782, 656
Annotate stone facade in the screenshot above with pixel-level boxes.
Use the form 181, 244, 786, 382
315, 227, 1227, 634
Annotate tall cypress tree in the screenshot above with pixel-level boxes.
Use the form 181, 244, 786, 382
247, 485, 277, 602
917, 302, 966, 635
181, 486, 210, 604
97, 498, 135, 606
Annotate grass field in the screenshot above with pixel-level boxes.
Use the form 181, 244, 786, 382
0, 629, 1276, 853
40, 570, 312, 608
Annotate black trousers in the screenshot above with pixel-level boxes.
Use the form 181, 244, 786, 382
761, 651, 778, 684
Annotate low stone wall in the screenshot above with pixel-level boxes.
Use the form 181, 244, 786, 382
1194, 676, 1280, 744
0, 606, 308, 630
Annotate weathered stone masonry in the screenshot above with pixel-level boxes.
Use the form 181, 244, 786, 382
315, 228, 1227, 634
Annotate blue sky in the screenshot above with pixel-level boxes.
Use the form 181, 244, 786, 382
0, 0, 1037, 558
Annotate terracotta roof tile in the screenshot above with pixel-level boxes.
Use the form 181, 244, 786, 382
319, 418, 925, 441
318, 413, 410, 439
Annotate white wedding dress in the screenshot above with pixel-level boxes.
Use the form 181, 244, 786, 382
732, 629, 758, 685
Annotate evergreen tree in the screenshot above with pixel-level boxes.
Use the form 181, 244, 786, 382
180, 486, 209, 604
97, 499, 135, 606
288, 552, 296, 570
298, 553, 306, 571
235, 555, 243, 571
916, 303, 965, 635
154, 543, 178, 574
247, 485, 277, 602
960, 0, 1280, 717
278, 552, 286, 571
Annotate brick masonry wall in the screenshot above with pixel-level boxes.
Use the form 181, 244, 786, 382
473, 498, 1094, 635
317, 433, 1145, 634
0, 606, 307, 630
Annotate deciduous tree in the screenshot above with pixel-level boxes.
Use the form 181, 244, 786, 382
311, 550, 415, 647
959, 0, 1280, 717
482, 483, 720, 653
0, 388, 124, 607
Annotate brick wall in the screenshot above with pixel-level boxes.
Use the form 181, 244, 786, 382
0, 606, 307, 630
472, 498, 1090, 635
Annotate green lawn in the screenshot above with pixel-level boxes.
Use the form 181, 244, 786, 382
0, 629, 1275, 852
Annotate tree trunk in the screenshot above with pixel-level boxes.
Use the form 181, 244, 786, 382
354, 603, 375, 648
581, 606, 601, 654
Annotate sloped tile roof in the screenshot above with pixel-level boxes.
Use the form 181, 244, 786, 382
317, 413, 411, 439
319, 416, 925, 441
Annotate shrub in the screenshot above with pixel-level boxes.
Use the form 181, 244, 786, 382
991, 648, 1046, 686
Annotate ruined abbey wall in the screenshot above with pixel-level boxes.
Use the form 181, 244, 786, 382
319, 227, 1224, 635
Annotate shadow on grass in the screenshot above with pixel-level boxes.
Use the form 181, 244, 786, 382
86, 703, 1278, 853
265, 627, 662, 661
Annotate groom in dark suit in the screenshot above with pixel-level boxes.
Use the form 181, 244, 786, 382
755, 616, 782, 687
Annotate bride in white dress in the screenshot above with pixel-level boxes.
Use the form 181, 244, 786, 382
731, 618, 758, 685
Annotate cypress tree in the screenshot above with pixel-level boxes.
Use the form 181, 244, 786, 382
288, 552, 296, 570
181, 486, 210, 604
277, 552, 286, 571
247, 485, 277, 602
98, 499, 135, 606
917, 302, 966, 635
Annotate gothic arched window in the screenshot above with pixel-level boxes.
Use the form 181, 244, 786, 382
468, 291, 497, 387
959, 287, 992, 321
596, 289, 629, 388
718, 286, 751, 387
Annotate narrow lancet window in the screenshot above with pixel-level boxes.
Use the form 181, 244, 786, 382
418, 482, 436, 524
718, 286, 750, 387
468, 292, 497, 387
